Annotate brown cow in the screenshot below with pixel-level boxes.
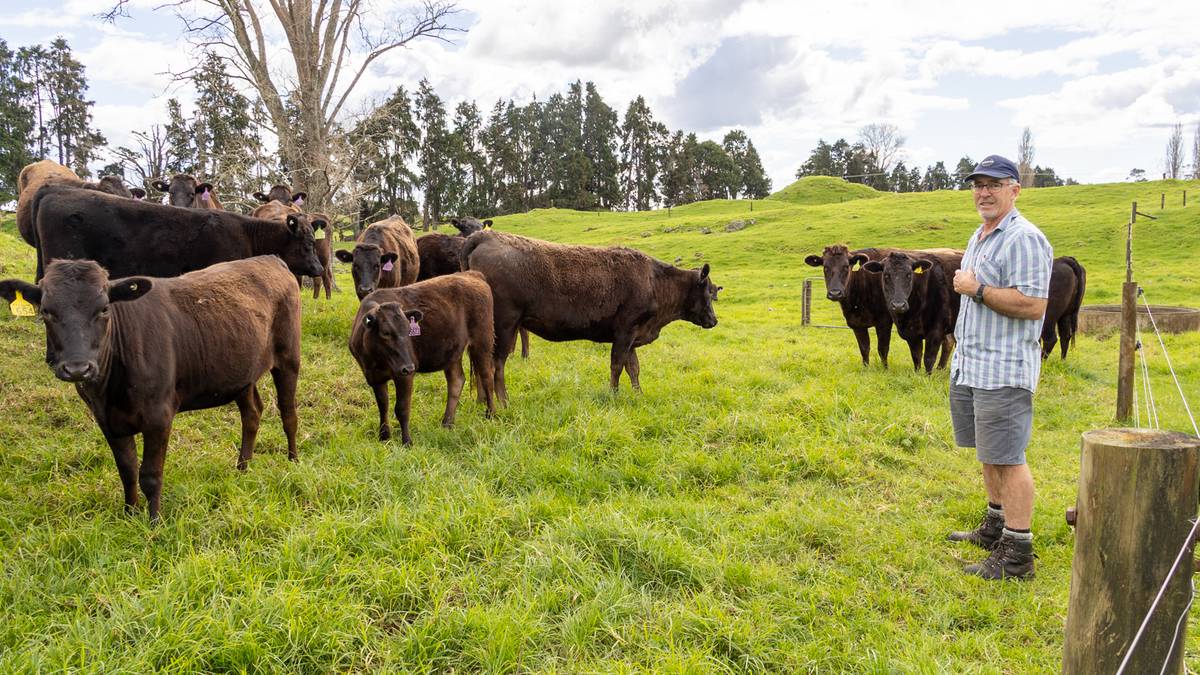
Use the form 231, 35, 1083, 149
251, 201, 334, 299
349, 272, 496, 444
16, 160, 138, 246
862, 250, 964, 373
460, 230, 720, 400
334, 216, 420, 299
253, 185, 307, 208
0, 256, 303, 521
1042, 256, 1086, 360
805, 245, 894, 367
151, 174, 224, 209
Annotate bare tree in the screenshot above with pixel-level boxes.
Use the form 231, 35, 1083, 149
858, 122, 905, 175
1017, 127, 1035, 187
1165, 122, 1184, 180
1190, 122, 1200, 180
112, 126, 170, 189
107, 0, 462, 209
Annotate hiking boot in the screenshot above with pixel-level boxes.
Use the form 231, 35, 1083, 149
963, 532, 1036, 580
948, 509, 1004, 550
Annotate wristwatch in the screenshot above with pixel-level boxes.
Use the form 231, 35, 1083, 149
973, 283, 988, 304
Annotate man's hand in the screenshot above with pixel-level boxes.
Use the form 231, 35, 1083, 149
954, 268, 980, 297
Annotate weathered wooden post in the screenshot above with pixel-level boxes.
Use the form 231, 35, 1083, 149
1063, 429, 1200, 674
801, 279, 812, 326
1184, 190, 1187, 207
1116, 204, 1137, 421
1161, 193, 1165, 209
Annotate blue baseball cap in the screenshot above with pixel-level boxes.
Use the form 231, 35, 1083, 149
965, 155, 1019, 182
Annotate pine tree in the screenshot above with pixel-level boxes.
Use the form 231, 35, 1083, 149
581, 82, 620, 209
694, 140, 739, 200
954, 156, 975, 187
44, 38, 105, 177
453, 100, 490, 217
350, 86, 421, 223
922, 161, 952, 191
414, 78, 452, 229
163, 98, 195, 176
0, 39, 34, 201
17, 45, 50, 160
722, 129, 771, 198
619, 95, 666, 211
193, 51, 257, 209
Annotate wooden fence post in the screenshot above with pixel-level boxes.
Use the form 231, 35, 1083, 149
1161, 193, 1165, 209
1117, 203, 1136, 421
1063, 429, 1200, 674
801, 279, 812, 326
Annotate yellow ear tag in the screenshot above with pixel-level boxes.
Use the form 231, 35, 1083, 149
10, 290, 36, 317
484, 224, 493, 230
314, 228, 326, 240
914, 267, 924, 275
851, 262, 861, 272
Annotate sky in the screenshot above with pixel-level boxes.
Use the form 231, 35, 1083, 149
3, 0, 1200, 191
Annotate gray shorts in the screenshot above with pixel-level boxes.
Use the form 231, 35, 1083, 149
949, 383, 1033, 465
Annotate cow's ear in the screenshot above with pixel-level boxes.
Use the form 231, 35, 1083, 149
0, 279, 41, 306
292, 192, 306, 206
335, 249, 354, 263
130, 187, 146, 199
381, 252, 399, 265
195, 182, 213, 194
862, 261, 884, 273
404, 309, 424, 324
912, 259, 933, 274
849, 254, 869, 267
450, 218, 461, 226
286, 214, 301, 233
312, 218, 328, 230
804, 255, 823, 267
483, 220, 493, 227
108, 277, 152, 304
152, 179, 169, 191
698, 263, 710, 282
253, 191, 269, 203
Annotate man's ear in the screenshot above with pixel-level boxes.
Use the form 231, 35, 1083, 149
0, 279, 41, 305
335, 249, 354, 263
108, 277, 153, 303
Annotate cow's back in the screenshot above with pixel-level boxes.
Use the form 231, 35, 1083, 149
416, 233, 465, 280
17, 160, 83, 246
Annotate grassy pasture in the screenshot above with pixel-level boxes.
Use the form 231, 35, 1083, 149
0, 177, 1198, 672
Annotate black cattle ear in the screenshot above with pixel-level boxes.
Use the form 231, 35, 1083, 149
130, 188, 146, 199
152, 179, 169, 191
0, 279, 41, 306
404, 309, 424, 324
335, 249, 354, 263
849, 254, 869, 267
698, 263, 710, 282
804, 254, 823, 267
450, 218, 461, 226
108, 277, 153, 303
286, 214, 301, 233
483, 219, 493, 227
912, 259, 933, 274
862, 261, 884, 273
381, 252, 399, 265
253, 191, 269, 202
312, 218, 328, 230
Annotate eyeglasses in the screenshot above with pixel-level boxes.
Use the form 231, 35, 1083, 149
971, 181, 1014, 193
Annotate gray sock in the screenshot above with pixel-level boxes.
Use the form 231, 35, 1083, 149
988, 505, 1004, 518
1003, 527, 1033, 541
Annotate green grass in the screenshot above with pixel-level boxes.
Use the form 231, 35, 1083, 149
1, 177, 1199, 671
770, 175, 883, 205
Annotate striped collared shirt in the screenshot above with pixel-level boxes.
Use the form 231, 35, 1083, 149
951, 208, 1053, 392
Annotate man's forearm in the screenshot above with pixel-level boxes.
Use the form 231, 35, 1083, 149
980, 286, 1047, 320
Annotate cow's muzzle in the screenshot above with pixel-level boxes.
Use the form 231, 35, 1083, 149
890, 301, 909, 313
826, 289, 844, 301
55, 360, 98, 383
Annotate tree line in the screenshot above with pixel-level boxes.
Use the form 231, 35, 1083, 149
0, 37, 771, 225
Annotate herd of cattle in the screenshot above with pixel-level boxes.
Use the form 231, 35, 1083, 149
0, 160, 721, 520
805, 244, 1087, 372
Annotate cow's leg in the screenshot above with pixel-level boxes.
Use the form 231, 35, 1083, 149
852, 327, 871, 366
104, 432, 139, 514
923, 335, 941, 373
519, 328, 530, 359
610, 337, 635, 391
322, 269, 333, 300
491, 311, 520, 406
271, 365, 300, 461
1040, 318, 1057, 360
1057, 315, 1073, 359
624, 348, 641, 391
876, 322, 893, 369
372, 383, 391, 440
907, 338, 923, 371
139, 420, 174, 522
395, 376, 414, 445
234, 385, 264, 470
468, 344, 496, 418
937, 334, 955, 369
442, 359, 466, 428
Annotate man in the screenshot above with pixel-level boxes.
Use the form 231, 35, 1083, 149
947, 155, 1053, 580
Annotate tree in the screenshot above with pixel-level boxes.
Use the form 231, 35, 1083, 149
349, 86, 420, 224
1127, 168, 1147, 182
954, 156, 975, 187
0, 39, 34, 201
452, 100, 490, 217
126, 0, 463, 209
163, 98, 195, 175
922, 162, 952, 191
44, 39, 106, 177
619, 95, 666, 211
1193, 123, 1200, 180
414, 78, 454, 229
1165, 122, 1184, 180
660, 131, 698, 207
858, 123, 904, 176
192, 51, 258, 209
889, 161, 913, 192
112, 125, 170, 190
722, 129, 771, 199
581, 82, 620, 209
1017, 127, 1035, 187
17, 45, 50, 160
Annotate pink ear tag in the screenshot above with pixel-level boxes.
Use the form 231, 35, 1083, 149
294, 196, 304, 206
408, 319, 421, 337
382, 261, 394, 272
200, 189, 210, 203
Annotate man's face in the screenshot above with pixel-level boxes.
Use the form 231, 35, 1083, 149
972, 177, 1020, 222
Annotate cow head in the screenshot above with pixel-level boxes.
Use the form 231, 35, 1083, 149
153, 174, 204, 207
862, 252, 933, 315
196, 182, 216, 206
96, 175, 133, 199
1, 262, 152, 383
682, 264, 720, 329
450, 217, 486, 237
805, 245, 869, 302
255, 185, 306, 206
356, 300, 422, 378
279, 214, 325, 278
336, 244, 398, 300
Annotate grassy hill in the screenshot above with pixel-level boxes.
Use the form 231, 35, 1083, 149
770, 175, 882, 205
0, 179, 1198, 671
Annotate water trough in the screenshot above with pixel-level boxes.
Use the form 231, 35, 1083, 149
1077, 304, 1200, 335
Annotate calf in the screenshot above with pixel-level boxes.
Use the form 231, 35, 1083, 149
804, 245, 893, 366
335, 216, 420, 299
862, 250, 963, 373
349, 272, 496, 444
251, 201, 334, 299
29, 184, 323, 281
460, 230, 720, 400
0, 256, 303, 521
16, 160, 141, 247
1042, 256, 1086, 360
151, 174, 223, 209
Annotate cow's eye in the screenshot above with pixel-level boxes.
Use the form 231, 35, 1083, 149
98, 307, 110, 318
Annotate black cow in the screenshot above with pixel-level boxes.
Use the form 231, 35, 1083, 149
1042, 256, 1086, 360
805, 245, 894, 366
862, 250, 963, 373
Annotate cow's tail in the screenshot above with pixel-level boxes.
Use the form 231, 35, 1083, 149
458, 230, 490, 271
1061, 256, 1086, 346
